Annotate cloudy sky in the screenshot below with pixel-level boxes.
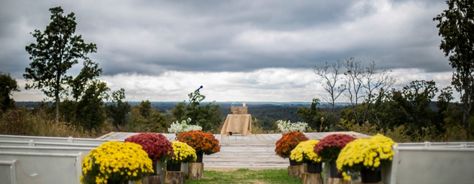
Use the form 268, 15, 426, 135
0, 0, 454, 102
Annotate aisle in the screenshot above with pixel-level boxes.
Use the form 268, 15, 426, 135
99, 132, 365, 169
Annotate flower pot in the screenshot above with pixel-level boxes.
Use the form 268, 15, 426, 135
167, 162, 181, 171
329, 161, 342, 178
361, 167, 382, 183
289, 159, 302, 166
196, 151, 204, 163
306, 162, 322, 173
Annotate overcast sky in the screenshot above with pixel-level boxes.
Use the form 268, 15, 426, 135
1, 0, 454, 102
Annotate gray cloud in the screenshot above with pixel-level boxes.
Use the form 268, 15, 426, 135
1, 0, 450, 78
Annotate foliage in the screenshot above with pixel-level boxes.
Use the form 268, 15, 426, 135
127, 101, 169, 132
0, 108, 109, 137
289, 140, 321, 163
81, 142, 154, 184
75, 81, 109, 130
106, 88, 131, 130
434, 0, 474, 138
274, 131, 308, 158
168, 118, 202, 133
297, 98, 326, 131
314, 134, 355, 163
336, 134, 395, 181
124, 133, 173, 162
176, 130, 220, 155
276, 120, 308, 133
0, 73, 19, 112
172, 87, 222, 131
24, 6, 97, 122
170, 141, 197, 163
185, 169, 301, 184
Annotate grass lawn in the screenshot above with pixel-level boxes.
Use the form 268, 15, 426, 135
185, 169, 301, 184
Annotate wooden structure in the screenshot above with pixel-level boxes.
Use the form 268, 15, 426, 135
188, 162, 203, 179
220, 104, 252, 136
302, 173, 323, 184
164, 171, 184, 184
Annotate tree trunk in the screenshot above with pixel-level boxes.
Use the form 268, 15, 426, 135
55, 76, 60, 123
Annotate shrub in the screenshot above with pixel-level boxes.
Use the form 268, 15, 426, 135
124, 133, 173, 162
275, 131, 308, 158
289, 140, 321, 163
314, 134, 355, 163
176, 130, 220, 154
81, 142, 154, 184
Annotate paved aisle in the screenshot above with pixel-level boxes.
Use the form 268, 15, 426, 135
100, 132, 365, 169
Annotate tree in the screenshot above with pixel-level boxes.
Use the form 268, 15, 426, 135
0, 73, 19, 112
362, 61, 394, 104
69, 60, 102, 101
344, 58, 364, 107
106, 88, 131, 130
75, 81, 109, 130
138, 100, 152, 118
24, 6, 97, 122
171, 86, 222, 131
297, 98, 325, 131
392, 80, 438, 135
434, 0, 474, 138
314, 62, 346, 111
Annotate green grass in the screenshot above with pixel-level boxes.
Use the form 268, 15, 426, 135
185, 169, 301, 184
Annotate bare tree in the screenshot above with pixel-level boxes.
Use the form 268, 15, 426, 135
361, 61, 395, 122
362, 61, 395, 104
315, 62, 346, 111
344, 57, 365, 107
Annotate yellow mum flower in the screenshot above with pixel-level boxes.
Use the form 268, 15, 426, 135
336, 134, 396, 181
170, 141, 197, 163
289, 140, 321, 163
81, 141, 154, 184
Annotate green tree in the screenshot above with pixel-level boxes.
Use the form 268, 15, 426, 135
75, 81, 109, 130
24, 6, 97, 122
106, 88, 131, 130
138, 100, 152, 118
297, 98, 325, 131
389, 80, 438, 135
434, 0, 474, 138
0, 73, 19, 112
69, 60, 102, 101
171, 86, 222, 131
128, 101, 168, 132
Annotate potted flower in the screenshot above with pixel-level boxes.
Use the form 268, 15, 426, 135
81, 142, 154, 184
314, 134, 355, 178
176, 130, 220, 162
290, 140, 322, 173
125, 133, 173, 176
167, 141, 197, 171
168, 118, 203, 134
276, 120, 308, 133
336, 134, 395, 183
275, 131, 309, 165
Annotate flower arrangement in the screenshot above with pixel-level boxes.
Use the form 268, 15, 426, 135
336, 134, 396, 180
168, 118, 203, 134
276, 120, 308, 133
314, 134, 355, 163
275, 131, 309, 158
176, 130, 220, 154
289, 140, 321, 163
124, 133, 173, 162
81, 142, 154, 184
169, 141, 197, 163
